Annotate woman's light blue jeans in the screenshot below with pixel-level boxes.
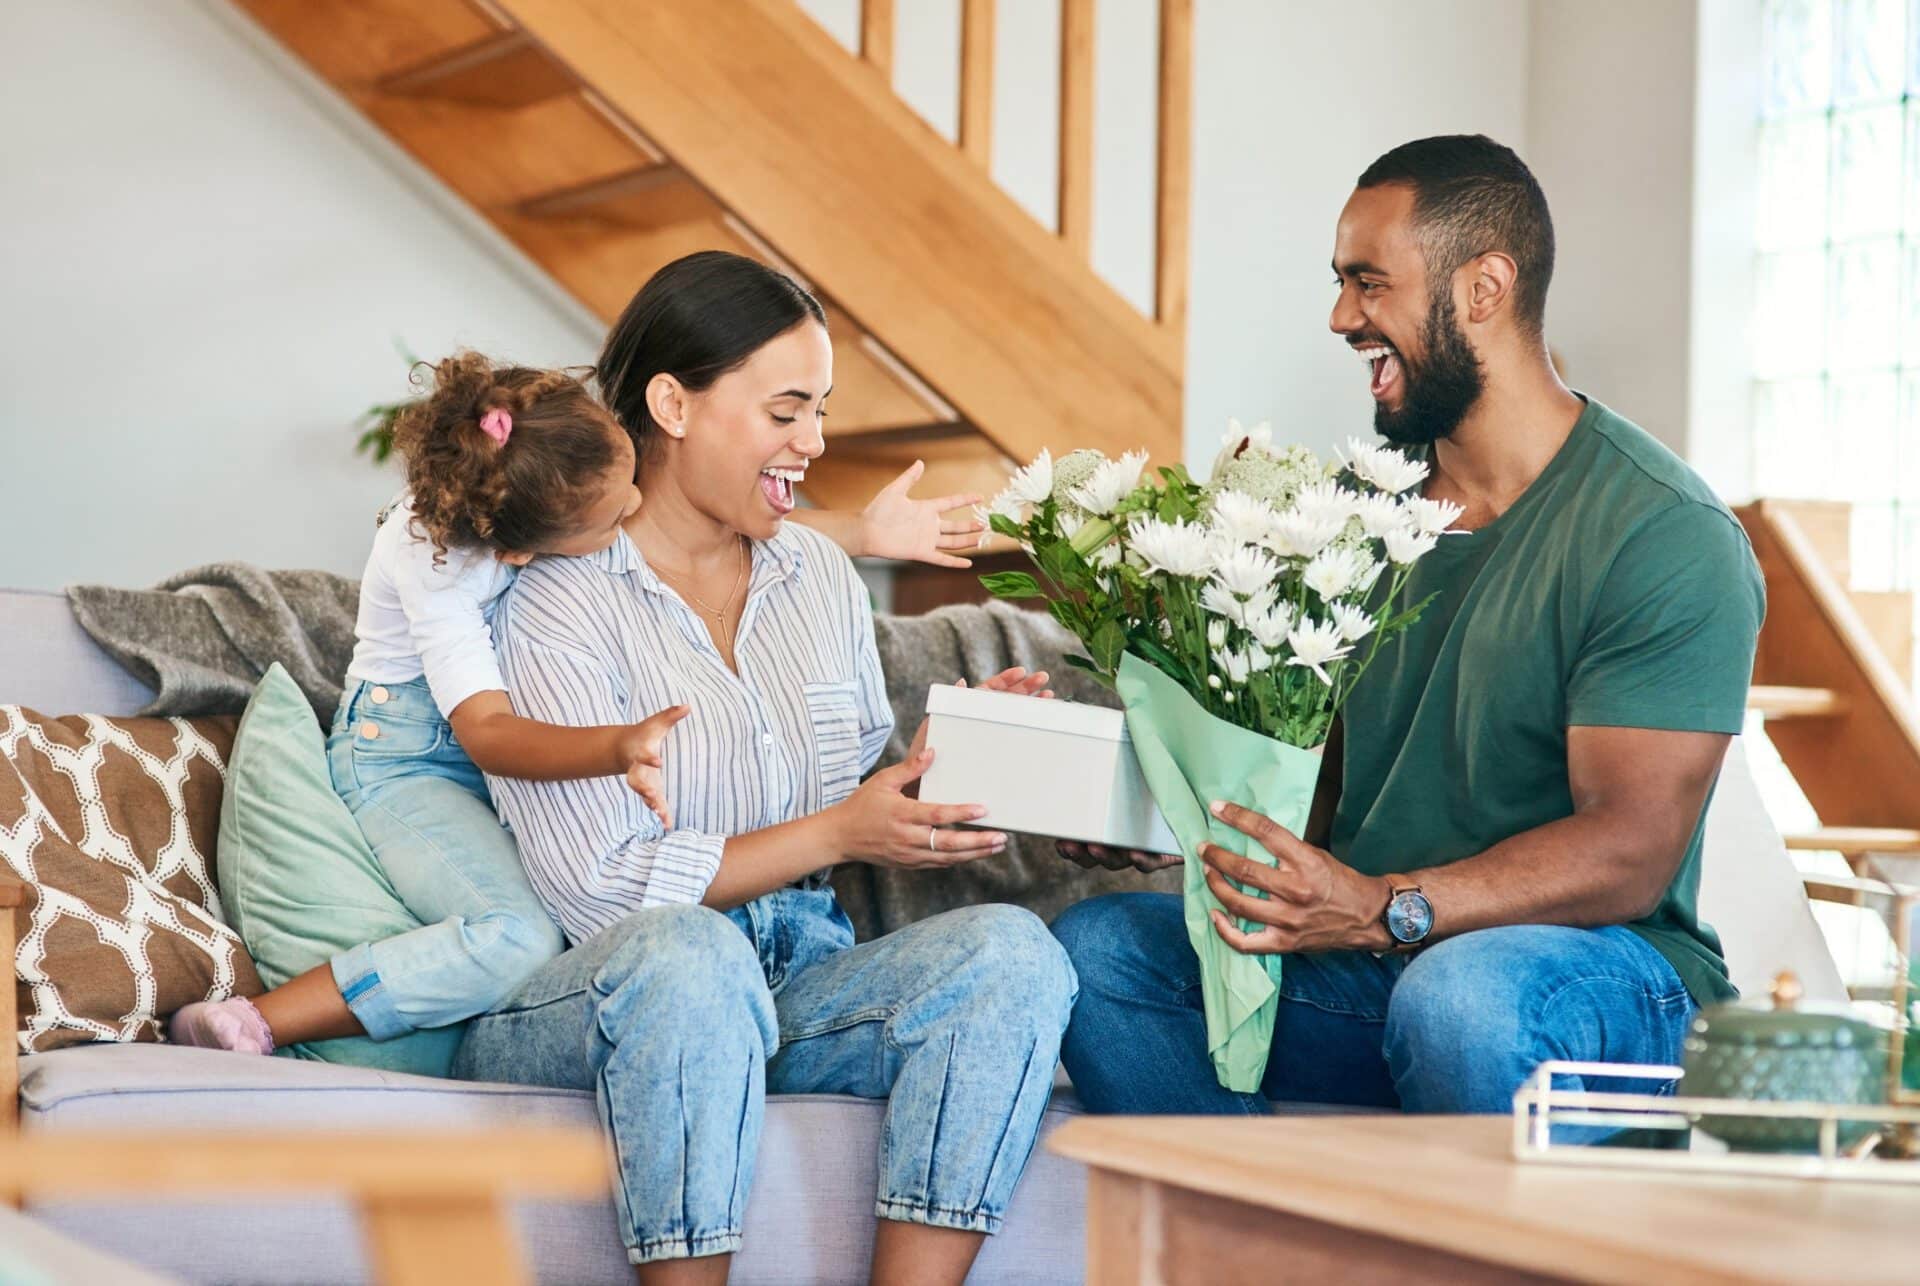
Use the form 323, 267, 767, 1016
325, 676, 565, 1041
1051, 892, 1695, 1117
452, 888, 1078, 1265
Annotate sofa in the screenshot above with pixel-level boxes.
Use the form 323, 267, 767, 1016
1, 585, 1847, 1285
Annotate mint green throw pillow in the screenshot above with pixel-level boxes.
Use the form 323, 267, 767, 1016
216, 664, 462, 1076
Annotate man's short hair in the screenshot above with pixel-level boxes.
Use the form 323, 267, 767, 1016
1356, 135, 1555, 336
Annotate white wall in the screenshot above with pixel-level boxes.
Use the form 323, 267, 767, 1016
0, 1, 601, 592
1525, 0, 1701, 458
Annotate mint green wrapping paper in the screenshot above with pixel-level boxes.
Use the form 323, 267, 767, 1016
1115, 653, 1324, 1093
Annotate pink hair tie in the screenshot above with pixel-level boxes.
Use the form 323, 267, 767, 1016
480, 408, 513, 446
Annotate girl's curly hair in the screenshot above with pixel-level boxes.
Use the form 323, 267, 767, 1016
392, 352, 624, 561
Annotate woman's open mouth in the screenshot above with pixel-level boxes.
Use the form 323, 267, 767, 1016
759, 466, 803, 515
1355, 343, 1402, 402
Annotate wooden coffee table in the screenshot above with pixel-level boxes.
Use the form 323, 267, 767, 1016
1049, 1113, 1920, 1284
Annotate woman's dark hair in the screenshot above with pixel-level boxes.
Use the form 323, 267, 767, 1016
392, 351, 622, 560
594, 250, 827, 457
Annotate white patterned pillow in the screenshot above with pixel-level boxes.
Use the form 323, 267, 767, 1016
0, 706, 263, 1053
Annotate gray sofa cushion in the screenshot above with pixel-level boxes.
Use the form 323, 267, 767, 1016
0, 1205, 181, 1286
21, 1044, 1087, 1285
0, 588, 155, 717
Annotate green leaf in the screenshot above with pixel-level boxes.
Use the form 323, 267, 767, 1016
989, 513, 1027, 542
1089, 619, 1127, 672
979, 570, 1044, 600
1037, 539, 1096, 594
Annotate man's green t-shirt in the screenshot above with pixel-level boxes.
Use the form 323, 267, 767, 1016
1331, 397, 1765, 1005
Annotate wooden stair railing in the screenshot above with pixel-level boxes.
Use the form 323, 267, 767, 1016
1737, 500, 1920, 876
233, 0, 1193, 517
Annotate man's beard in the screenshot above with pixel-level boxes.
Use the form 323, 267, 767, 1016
1373, 293, 1485, 447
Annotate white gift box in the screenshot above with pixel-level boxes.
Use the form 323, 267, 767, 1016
917, 684, 1180, 854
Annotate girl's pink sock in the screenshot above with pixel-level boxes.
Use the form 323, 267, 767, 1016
167, 997, 275, 1055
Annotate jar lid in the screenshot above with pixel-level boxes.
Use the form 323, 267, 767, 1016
1691, 972, 1883, 1052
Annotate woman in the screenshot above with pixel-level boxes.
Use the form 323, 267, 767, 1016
453, 250, 1078, 1285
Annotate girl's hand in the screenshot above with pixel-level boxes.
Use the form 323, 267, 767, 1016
829, 749, 1009, 868
859, 461, 985, 567
619, 705, 690, 826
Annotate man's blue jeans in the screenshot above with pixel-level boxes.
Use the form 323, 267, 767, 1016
453, 890, 1077, 1265
1051, 892, 1695, 1115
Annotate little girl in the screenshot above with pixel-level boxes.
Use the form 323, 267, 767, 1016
171, 351, 984, 1056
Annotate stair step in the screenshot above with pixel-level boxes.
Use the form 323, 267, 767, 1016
516, 162, 683, 220
377, 30, 574, 110
1783, 827, 1920, 855
1801, 871, 1912, 908
1747, 685, 1847, 718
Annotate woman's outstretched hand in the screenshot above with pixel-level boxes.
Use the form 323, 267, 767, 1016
829, 748, 1009, 869
858, 460, 986, 568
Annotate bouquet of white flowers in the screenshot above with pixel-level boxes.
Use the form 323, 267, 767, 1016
981, 421, 1457, 1090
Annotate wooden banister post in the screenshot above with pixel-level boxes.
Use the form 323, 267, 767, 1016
1058, 0, 1095, 258
1, 876, 22, 1134
1155, 0, 1192, 349
960, 0, 996, 169
862, 0, 895, 84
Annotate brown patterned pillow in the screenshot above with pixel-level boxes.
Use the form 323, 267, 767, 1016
0, 706, 264, 1053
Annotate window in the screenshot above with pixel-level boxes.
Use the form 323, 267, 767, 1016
1755, 0, 1920, 607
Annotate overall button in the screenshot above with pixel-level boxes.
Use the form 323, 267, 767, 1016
370, 686, 391, 705
359, 721, 381, 740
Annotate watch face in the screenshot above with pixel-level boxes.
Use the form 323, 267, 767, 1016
1386, 890, 1433, 944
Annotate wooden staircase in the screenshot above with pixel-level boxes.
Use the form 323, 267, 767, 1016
232, 0, 1191, 515
1736, 500, 1920, 879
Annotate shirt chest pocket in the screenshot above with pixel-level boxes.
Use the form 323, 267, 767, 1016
801, 681, 864, 806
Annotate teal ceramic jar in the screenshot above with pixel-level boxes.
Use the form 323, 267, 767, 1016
1681, 973, 1888, 1152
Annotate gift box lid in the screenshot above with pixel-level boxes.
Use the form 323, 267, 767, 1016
924, 683, 1135, 743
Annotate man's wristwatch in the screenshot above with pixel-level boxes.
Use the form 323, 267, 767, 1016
1381, 874, 1433, 949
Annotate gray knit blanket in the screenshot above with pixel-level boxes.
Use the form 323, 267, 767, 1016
68, 564, 1174, 936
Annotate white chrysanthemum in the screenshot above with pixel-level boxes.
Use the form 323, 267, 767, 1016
1330, 602, 1376, 643
1303, 546, 1378, 601
1403, 495, 1465, 535
1264, 510, 1345, 559
1286, 617, 1354, 686
1129, 515, 1214, 578
1340, 438, 1431, 494
1349, 492, 1408, 539
986, 489, 1026, 523
1050, 448, 1106, 508
1207, 618, 1229, 649
1293, 481, 1360, 529
1211, 544, 1281, 598
1200, 581, 1250, 626
1088, 542, 1121, 570
1208, 489, 1278, 547
1069, 449, 1149, 516
1004, 448, 1053, 505
1213, 646, 1252, 685
1244, 599, 1296, 649
1384, 526, 1440, 565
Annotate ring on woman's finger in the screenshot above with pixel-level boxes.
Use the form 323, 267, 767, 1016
929, 825, 940, 852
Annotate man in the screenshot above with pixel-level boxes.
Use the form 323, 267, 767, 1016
1051, 134, 1764, 1115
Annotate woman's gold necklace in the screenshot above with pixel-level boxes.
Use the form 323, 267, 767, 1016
655, 537, 747, 658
